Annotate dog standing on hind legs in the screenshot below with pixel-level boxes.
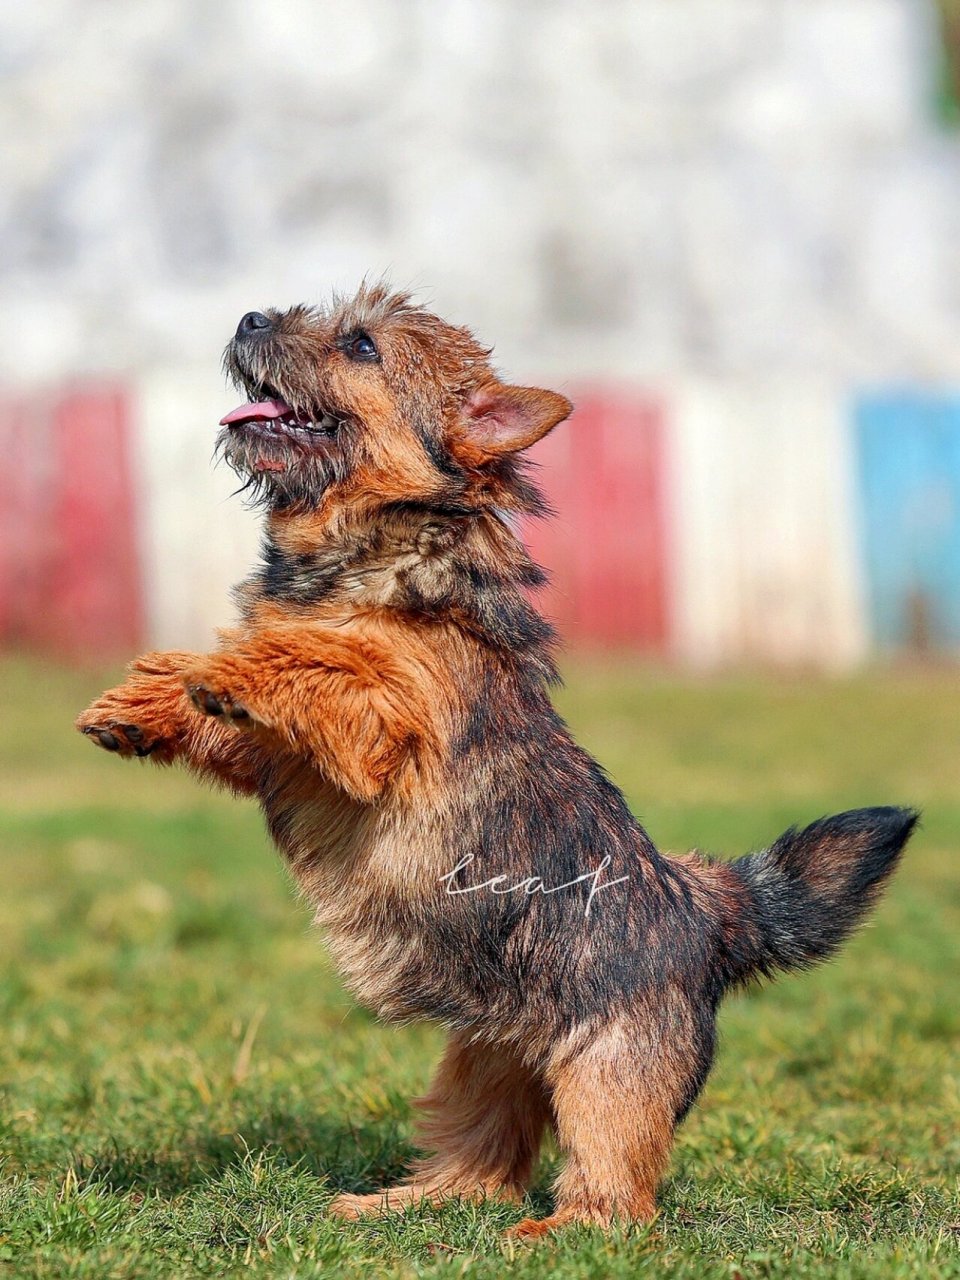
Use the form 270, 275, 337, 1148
77, 284, 917, 1237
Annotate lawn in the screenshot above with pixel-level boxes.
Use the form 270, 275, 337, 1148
1, 655, 958, 1278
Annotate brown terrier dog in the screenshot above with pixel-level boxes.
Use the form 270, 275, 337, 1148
77, 284, 916, 1237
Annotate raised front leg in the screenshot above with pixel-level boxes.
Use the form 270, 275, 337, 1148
328, 1034, 551, 1220
76, 651, 270, 796
181, 624, 444, 803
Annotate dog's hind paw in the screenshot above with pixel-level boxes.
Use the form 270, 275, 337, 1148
506, 1205, 625, 1239
327, 1191, 384, 1220
328, 1185, 454, 1219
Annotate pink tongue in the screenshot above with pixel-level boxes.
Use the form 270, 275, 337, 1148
219, 398, 292, 426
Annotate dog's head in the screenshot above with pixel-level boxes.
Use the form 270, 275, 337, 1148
219, 283, 572, 516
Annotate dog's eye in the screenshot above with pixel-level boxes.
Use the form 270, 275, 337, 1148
345, 332, 378, 361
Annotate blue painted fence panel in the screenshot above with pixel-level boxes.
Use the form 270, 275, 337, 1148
856, 393, 960, 651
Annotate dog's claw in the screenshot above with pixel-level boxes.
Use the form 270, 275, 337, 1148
188, 683, 253, 725
187, 685, 223, 716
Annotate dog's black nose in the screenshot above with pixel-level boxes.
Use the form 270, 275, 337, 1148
237, 311, 272, 337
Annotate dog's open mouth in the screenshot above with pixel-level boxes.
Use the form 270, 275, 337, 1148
220, 397, 341, 439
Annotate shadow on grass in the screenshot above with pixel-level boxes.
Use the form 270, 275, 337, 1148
72, 1109, 560, 1218
72, 1110, 409, 1198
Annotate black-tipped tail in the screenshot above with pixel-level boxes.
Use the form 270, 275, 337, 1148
725, 806, 918, 985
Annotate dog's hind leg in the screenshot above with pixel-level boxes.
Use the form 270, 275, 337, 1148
508, 1016, 690, 1238
328, 1034, 550, 1220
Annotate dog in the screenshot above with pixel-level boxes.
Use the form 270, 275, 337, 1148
77, 284, 916, 1236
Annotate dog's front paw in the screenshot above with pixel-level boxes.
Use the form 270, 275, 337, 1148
76, 708, 167, 759
184, 676, 254, 726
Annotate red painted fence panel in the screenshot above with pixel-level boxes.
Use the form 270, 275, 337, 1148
523, 390, 669, 651
0, 385, 142, 658
0, 383, 668, 658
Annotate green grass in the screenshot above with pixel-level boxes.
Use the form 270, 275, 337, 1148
1, 655, 958, 1278
938, 2, 960, 126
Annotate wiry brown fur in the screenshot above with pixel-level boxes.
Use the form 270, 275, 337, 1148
78, 284, 916, 1236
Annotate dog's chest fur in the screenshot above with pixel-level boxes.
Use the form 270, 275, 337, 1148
257, 753, 460, 1022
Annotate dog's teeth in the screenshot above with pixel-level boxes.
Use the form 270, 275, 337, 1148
258, 410, 339, 436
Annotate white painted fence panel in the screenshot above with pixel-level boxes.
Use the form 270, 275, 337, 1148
135, 370, 262, 650
668, 381, 869, 668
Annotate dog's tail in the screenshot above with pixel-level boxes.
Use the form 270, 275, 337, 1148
719, 806, 918, 988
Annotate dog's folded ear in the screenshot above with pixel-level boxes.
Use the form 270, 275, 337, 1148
453, 382, 573, 463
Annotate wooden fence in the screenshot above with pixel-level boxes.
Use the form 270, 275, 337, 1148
2, 379, 959, 665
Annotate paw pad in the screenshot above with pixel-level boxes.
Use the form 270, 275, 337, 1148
81, 724, 161, 757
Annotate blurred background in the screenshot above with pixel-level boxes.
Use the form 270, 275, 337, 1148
5, 0, 960, 666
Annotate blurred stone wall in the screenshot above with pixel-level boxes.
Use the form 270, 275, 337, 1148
4, 0, 960, 390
